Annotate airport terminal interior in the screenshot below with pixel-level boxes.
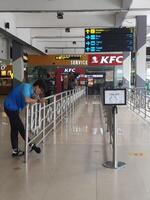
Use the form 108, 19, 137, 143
1, 0, 150, 200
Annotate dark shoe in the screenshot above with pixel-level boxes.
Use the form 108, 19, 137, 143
30, 144, 41, 154
12, 149, 24, 157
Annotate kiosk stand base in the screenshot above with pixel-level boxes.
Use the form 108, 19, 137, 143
103, 161, 126, 169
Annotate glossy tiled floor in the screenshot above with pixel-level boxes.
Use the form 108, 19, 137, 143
1, 95, 150, 200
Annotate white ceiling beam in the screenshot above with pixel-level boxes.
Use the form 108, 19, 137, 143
115, 12, 127, 27
115, 0, 132, 27
15, 13, 115, 28
0, 0, 121, 11
122, 0, 133, 9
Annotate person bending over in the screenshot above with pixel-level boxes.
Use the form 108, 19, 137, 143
4, 79, 47, 157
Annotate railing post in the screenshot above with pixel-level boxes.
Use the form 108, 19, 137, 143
42, 102, 46, 142
65, 91, 68, 118
53, 95, 56, 144
25, 104, 29, 163
145, 90, 147, 118
139, 90, 141, 114
129, 89, 132, 110
69, 90, 71, 111
61, 93, 63, 122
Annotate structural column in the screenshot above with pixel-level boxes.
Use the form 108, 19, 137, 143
135, 15, 147, 88
123, 52, 131, 88
12, 41, 24, 87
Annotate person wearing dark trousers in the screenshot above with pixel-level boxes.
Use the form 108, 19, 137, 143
4, 79, 47, 157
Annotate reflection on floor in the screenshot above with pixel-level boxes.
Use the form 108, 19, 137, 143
0, 95, 150, 200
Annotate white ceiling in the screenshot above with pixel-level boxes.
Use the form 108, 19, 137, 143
1, 0, 150, 53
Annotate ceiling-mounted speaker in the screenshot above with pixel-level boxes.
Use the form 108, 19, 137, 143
5, 22, 10, 29
65, 28, 70, 32
57, 11, 64, 19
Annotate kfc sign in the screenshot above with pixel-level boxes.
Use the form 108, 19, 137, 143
64, 68, 75, 73
88, 54, 123, 66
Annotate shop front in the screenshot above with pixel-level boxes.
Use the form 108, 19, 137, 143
26, 53, 123, 95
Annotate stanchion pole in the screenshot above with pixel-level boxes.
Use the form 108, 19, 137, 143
103, 105, 126, 169
112, 106, 117, 168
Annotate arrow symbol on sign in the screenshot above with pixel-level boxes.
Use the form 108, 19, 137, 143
86, 41, 90, 46
85, 35, 90, 39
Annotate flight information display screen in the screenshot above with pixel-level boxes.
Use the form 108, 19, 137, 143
85, 28, 134, 52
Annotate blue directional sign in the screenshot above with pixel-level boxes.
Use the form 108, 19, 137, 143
85, 28, 134, 53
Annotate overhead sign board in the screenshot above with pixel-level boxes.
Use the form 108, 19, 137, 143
28, 54, 122, 67
85, 28, 133, 53
103, 89, 126, 105
55, 55, 81, 60
88, 54, 123, 66
28, 55, 88, 66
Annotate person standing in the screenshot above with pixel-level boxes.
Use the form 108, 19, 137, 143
4, 79, 47, 157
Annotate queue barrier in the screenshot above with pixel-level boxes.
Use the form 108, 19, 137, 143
25, 87, 86, 163
127, 87, 150, 119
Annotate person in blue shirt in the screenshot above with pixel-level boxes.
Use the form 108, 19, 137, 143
4, 79, 47, 157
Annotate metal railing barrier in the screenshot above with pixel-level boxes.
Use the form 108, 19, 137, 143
25, 87, 85, 163
127, 87, 150, 120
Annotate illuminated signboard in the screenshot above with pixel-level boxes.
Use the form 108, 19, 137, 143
55, 55, 81, 60
28, 55, 88, 66
85, 28, 133, 52
88, 54, 123, 66
1, 70, 6, 76
85, 74, 104, 78
64, 68, 75, 73
55, 55, 88, 65
0, 64, 13, 79
70, 60, 87, 65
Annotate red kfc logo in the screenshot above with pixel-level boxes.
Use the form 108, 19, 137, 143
91, 56, 99, 64
88, 54, 123, 66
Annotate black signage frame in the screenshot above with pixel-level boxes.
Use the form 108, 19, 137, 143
85, 28, 134, 53
103, 88, 127, 106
